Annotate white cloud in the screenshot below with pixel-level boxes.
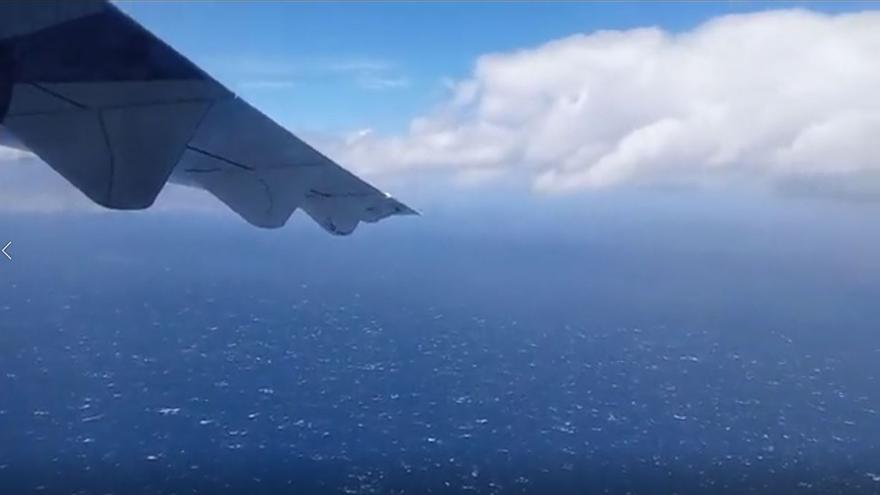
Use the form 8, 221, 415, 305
355, 74, 410, 91
331, 9, 880, 197
323, 59, 394, 74
236, 80, 296, 91
211, 55, 409, 93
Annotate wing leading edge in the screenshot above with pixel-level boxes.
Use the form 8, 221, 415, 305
0, 0, 415, 234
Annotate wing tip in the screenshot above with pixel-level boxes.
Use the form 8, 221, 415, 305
383, 192, 419, 217
393, 201, 420, 217
303, 193, 417, 236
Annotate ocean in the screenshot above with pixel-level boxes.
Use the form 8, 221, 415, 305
1, 200, 879, 494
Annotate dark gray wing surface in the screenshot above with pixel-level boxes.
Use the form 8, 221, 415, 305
0, 1, 414, 233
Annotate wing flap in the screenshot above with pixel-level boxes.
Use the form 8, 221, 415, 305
100, 100, 213, 207
4, 99, 213, 208
171, 97, 415, 232
5, 110, 112, 203
188, 97, 330, 171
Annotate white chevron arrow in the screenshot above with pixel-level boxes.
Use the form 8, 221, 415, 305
2, 241, 10, 261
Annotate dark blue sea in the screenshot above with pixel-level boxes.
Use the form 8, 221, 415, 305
2, 197, 879, 494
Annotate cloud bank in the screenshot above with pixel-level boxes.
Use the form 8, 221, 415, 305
331, 9, 880, 197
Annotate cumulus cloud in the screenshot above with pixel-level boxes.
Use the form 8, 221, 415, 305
331, 9, 880, 197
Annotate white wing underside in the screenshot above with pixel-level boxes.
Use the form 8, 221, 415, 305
0, 1, 414, 234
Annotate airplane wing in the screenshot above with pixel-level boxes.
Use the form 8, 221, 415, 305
0, 0, 415, 234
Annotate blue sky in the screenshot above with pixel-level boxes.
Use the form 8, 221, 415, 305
118, 1, 872, 134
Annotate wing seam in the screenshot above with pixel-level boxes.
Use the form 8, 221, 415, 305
185, 144, 254, 171
6, 95, 224, 118
160, 98, 220, 197
255, 176, 275, 218
96, 110, 115, 203
307, 188, 383, 199
28, 82, 86, 109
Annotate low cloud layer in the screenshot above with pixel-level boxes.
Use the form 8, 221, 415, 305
331, 9, 880, 197
0, 151, 99, 213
